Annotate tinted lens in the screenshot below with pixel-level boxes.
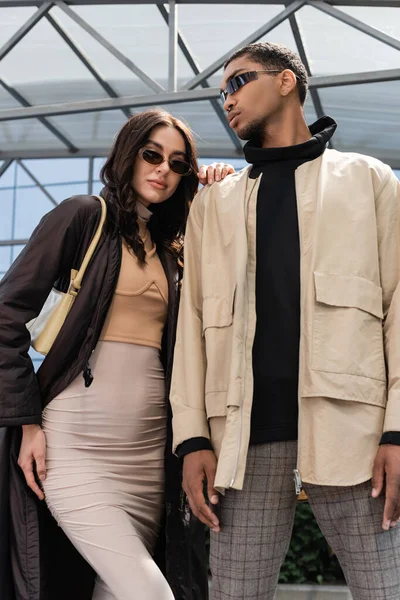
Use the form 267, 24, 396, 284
141, 148, 163, 165
169, 159, 192, 176
224, 71, 257, 98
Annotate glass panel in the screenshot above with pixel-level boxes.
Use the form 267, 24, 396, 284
0, 246, 12, 273
0, 161, 16, 188
178, 4, 283, 77
51, 110, 127, 150
318, 81, 400, 163
45, 182, 89, 204
14, 187, 55, 239
52, 5, 168, 88
23, 158, 89, 185
1, 15, 102, 87
0, 188, 14, 239
0, 118, 65, 153
0, 8, 37, 47
296, 5, 400, 75
341, 7, 400, 41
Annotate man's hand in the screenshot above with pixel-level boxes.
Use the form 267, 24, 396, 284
198, 162, 235, 186
372, 444, 400, 530
18, 424, 47, 501
183, 450, 220, 532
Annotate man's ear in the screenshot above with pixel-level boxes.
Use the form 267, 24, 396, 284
280, 69, 298, 98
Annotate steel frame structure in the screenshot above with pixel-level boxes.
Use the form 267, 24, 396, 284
0, 0, 399, 190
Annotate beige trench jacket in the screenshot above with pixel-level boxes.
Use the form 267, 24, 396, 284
170, 149, 400, 492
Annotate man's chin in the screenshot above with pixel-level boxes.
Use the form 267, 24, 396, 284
235, 126, 250, 141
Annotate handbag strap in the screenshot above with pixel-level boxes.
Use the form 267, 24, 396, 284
72, 195, 107, 290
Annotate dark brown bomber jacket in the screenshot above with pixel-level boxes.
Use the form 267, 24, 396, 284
0, 195, 208, 600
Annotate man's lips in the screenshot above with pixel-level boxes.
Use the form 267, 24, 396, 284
148, 180, 167, 190
228, 112, 240, 127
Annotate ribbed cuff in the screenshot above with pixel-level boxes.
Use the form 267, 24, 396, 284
176, 437, 213, 459
380, 431, 400, 446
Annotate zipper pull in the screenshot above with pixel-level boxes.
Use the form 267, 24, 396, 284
293, 469, 303, 496
83, 362, 94, 388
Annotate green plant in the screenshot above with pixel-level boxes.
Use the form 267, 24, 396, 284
279, 502, 344, 584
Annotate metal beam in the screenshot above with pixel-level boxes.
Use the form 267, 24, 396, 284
0, 1, 400, 6
0, 2, 53, 62
46, 13, 131, 119
310, 0, 400, 52
0, 77, 78, 152
0, 239, 29, 246
168, 0, 178, 92
16, 160, 58, 206
1, 66, 399, 123
56, 1, 165, 94
309, 68, 400, 88
288, 13, 325, 120
88, 156, 94, 194
0, 88, 222, 121
0, 159, 13, 179
1, 147, 399, 170
181, 0, 307, 91
157, 5, 242, 153
0, 146, 245, 159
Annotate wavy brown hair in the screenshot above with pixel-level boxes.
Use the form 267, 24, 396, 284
100, 109, 199, 264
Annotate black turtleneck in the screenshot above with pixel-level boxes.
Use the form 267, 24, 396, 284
245, 116, 337, 445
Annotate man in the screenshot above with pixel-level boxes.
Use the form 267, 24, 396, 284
170, 42, 400, 600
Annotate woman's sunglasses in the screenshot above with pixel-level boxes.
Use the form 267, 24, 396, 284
139, 147, 192, 177
220, 69, 283, 102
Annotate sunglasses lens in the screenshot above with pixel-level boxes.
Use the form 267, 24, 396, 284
141, 148, 163, 165
225, 72, 257, 98
170, 160, 191, 176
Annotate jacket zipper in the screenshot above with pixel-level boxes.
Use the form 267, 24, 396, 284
293, 468, 303, 495
82, 233, 122, 387
293, 168, 304, 497
230, 178, 256, 488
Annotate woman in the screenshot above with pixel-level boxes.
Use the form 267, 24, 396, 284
0, 109, 234, 600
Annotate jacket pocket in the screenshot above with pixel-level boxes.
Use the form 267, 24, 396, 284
202, 295, 234, 406
312, 272, 386, 382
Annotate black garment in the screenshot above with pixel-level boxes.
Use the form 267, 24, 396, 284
246, 116, 336, 445
0, 194, 208, 600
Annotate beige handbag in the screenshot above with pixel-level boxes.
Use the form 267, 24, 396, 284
27, 195, 107, 356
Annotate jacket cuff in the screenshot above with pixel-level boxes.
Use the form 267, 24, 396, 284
0, 413, 42, 427
176, 437, 213, 459
380, 431, 400, 446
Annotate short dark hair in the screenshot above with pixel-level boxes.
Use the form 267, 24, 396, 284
224, 42, 308, 105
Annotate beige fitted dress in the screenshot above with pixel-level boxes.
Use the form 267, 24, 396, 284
42, 203, 174, 600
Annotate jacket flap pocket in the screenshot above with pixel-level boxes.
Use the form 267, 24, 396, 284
203, 296, 233, 331
314, 272, 383, 319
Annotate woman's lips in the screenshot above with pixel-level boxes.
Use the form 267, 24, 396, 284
148, 180, 167, 190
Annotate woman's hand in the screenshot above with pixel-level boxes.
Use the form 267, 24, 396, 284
18, 424, 47, 501
198, 162, 235, 186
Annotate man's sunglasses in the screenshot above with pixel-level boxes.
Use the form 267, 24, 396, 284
220, 69, 283, 102
139, 147, 192, 176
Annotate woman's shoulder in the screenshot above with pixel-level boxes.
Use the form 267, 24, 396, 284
41, 194, 104, 232
58, 194, 104, 217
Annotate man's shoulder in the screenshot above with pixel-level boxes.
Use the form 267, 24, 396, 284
323, 149, 392, 182
194, 166, 251, 211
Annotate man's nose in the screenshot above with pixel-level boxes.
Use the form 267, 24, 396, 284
223, 96, 235, 114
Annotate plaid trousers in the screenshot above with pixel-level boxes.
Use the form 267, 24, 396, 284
210, 441, 400, 600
